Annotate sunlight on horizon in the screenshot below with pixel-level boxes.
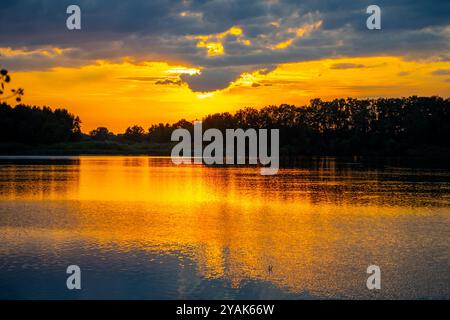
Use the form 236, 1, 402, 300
9, 56, 450, 133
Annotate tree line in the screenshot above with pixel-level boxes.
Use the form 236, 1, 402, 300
0, 103, 81, 144
0, 96, 449, 156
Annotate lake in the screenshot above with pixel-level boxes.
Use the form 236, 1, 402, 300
0, 156, 449, 299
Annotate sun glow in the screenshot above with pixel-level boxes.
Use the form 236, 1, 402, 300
190, 26, 250, 57
197, 92, 215, 99
9, 56, 450, 133
272, 21, 322, 50
165, 67, 201, 76
0, 47, 72, 57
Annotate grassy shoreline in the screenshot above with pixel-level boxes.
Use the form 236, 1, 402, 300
1, 141, 450, 169
0, 141, 175, 156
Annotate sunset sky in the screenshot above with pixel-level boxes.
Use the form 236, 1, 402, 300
1, 0, 449, 132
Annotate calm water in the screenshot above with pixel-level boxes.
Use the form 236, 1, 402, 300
0, 156, 449, 300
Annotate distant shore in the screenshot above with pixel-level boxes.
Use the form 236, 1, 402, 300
0, 141, 175, 156
2, 97, 449, 161
1, 141, 450, 169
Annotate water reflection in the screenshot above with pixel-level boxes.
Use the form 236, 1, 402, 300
0, 156, 449, 299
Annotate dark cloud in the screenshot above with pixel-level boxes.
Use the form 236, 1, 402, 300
181, 67, 243, 92
118, 77, 163, 82
155, 79, 183, 86
432, 69, 450, 76
119, 76, 184, 86
330, 63, 366, 69
0, 0, 449, 91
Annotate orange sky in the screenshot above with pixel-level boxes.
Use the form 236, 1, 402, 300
7, 55, 450, 133
1, 2, 449, 133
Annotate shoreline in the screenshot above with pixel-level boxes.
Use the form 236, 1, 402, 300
1, 152, 449, 169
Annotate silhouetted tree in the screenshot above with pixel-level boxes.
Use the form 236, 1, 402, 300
0, 104, 81, 144
1, 96, 449, 157
90, 127, 113, 141
143, 96, 450, 156
124, 125, 146, 142
148, 123, 172, 143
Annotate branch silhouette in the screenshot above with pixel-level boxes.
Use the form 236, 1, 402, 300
0, 69, 24, 103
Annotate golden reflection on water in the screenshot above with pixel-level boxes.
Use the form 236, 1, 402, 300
0, 156, 449, 298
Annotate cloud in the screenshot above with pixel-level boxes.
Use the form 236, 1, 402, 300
330, 63, 366, 69
432, 69, 450, 75
0, 0, 449, 91
118, 77, 162, 82
155, 79, 183, 86
180, 64, 281, 92
120, 76, 189, 87
181, 67, 244, 92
